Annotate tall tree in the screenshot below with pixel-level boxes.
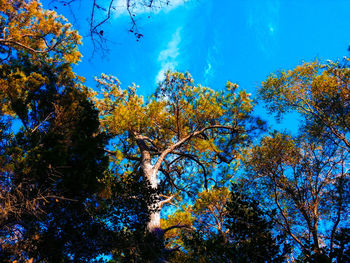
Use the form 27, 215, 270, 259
0, 1, 111, 261
246, 132, 349, 261
256, 58, 350, 261
92, 72, 264, 261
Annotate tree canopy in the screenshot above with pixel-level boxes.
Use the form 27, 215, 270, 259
0, 1, 349, 262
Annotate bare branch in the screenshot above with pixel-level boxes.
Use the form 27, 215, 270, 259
158, 194, 174, 208
104, 149, 140, 161
31, 112, 54, 133
163, 222, 192, 234
0, 37, 64, 55
172, 151, 209, 189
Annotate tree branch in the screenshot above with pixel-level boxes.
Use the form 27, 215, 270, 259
153, 125, 235, 175
163, 223, 191, 234
172, 151, 209, 189
158, 194, 174, 208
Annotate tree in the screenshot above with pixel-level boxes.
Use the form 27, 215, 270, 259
259, 58, 350, 151
169, 185, 287, 263
246, 132, 349, 261
92, 72, 264, 261
0, 1, 113, 261
255, 58, 350, 261
0, 0, 81, 63
0, 56, 111, 262
161, 187, 230, 261
0, 0, 82, 230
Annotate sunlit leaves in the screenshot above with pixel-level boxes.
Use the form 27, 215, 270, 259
259, 59, 350, 149
0, 0, 82, 64
93, 71, 259, 166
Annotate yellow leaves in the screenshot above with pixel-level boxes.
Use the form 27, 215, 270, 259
193, 137, 219, 154
194, 187, 230, 213
12, 257, 33, 262
0, 65, 49, 116
94, 71, 256, 171
94, 75, 147, 134
98, 184, 112, 199
0, 0, 82, 64
161, 209, 194, 242
260, 58, 350, 145
292, 61, 318, 79
237, 90, 253, 113
312, 72, 340, 96
226, 81, 239, 91
250, 133, 301, 173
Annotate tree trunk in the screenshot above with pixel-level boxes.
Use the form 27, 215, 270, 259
136, 137, 162, 234
145, 166, 161, 234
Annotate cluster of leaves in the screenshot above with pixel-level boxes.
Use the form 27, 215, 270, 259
0, 1, 133, 261
0, 0, 82, 63
92, 71, 264, 195
260, 59, 350, 149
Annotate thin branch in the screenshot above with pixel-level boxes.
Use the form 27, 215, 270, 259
163, 223, 191, 234
0, 37, 63, 55
91, 0, 115, 34
172, 151, 208, 189
104, 149, 140, 161
31, 112, 54, 133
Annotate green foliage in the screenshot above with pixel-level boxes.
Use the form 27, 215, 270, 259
0, 2, 111, 261
256, 59, 350, 260
0, 57, 111, 261
172, 185, 287, 263
92, 70, 264, 197
245, 131, 349, 261
91, 70, 265, 262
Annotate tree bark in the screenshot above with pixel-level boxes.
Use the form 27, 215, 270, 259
135, 135, 161, 233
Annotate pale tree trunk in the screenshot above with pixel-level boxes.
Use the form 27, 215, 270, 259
137, 137, 169, 262
136, 136, 162, 234
144, 166, 161, 234
135, 125, 230, 234
132, 126, 233, 261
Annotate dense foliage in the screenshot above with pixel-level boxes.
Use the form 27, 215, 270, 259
0, 1, 349, 262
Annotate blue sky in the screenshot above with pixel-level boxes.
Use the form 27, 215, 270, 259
43, 0, 350, 131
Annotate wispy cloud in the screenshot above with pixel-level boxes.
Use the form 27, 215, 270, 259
111, 0, 185, 18
155, 27, 182, 83
204, 60, 212, 79
203, 36, 220, 84
204, 47, 214, 84
247, 0, 280, 55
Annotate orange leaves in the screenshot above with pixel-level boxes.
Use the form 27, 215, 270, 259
161, 209, 194, 243
92, 71, 258, 182
0, 0, 82, 64
93, 74, 147, 135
